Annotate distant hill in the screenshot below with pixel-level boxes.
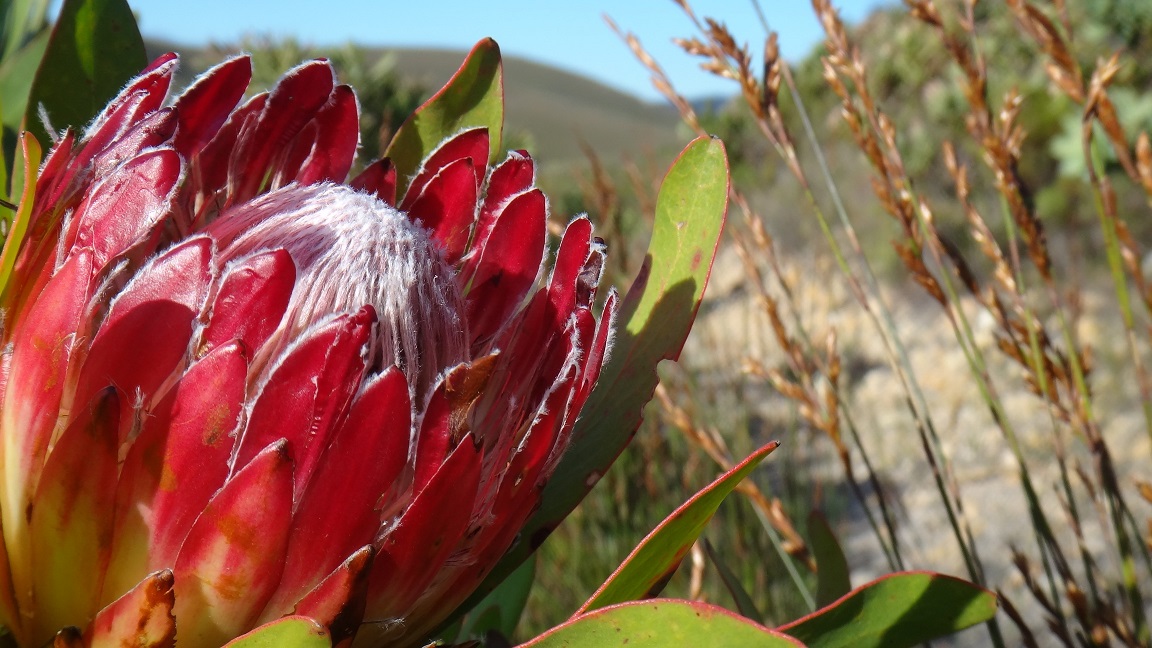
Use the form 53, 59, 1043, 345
145, 39, 686, 168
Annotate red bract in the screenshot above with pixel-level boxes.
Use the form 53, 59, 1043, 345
0, 51, 615, 647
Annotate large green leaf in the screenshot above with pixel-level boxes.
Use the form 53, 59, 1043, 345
222, 616, 330, 648
23, 0, 145, 149
384, 37, 502, 195
777, 571, 999, 648
579, 442, 779, 614
541, 136, 728, 521
453, 135, 729, 621
519, 599, 804, 647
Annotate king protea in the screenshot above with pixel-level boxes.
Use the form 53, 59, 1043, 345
0, 48, 615, 647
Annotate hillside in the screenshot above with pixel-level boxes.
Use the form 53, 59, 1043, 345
145, 39, 686, 168
391, 48, 684, 166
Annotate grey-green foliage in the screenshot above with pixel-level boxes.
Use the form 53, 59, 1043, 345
236, 35, 425, 165
1051, 87, 1152, 179
326, 44, 424, 163
1, 0, 49, 61
0, 0, 51, 197
1084, 0, 1152, 48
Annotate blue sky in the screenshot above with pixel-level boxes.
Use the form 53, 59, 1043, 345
128, 1, 891, 102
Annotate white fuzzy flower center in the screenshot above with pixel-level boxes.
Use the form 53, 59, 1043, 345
208, 182, 469, 395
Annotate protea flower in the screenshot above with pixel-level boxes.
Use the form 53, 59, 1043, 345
0, 49, 615, 647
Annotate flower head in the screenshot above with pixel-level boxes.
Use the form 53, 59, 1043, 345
0, 50, 615, 647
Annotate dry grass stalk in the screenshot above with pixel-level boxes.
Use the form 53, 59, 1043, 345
617, 0, 1152, 645
653, 383, 812, 568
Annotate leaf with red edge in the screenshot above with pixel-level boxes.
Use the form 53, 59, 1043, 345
550, 135, 728, 510
520, 599, 804, 648
459, 137, 729, 614
578, 442, 778, 614
385, 38, 502, 195
222, 616, 330, 648
265, 369, 410, 618
173, 441, 295, 647
776, 571, 998, 648
30, 388, 120, 645
85, 570, 176, 648
24, 0, 146, 149
102, 342, 246, 603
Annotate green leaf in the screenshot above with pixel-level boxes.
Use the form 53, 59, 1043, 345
0, 29, 49, 131
808, 511, 851, 607
0, 133, 39, 299
2, 0, 50, 60
456, 552, 536, 641
777, 571, 999, 648
0, 102, 6, 204
222, 616, 331, 648
451, 135, 729, 622
0, 29, 49, 195
520, 599, 804, 647
579, 442, 778, 613
384, 37, 502, 195
23, 0, 145, 149
704, 538, 763, 621
541, 135, 729, 521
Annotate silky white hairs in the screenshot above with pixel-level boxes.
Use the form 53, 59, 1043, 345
209, 182, 469, 397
